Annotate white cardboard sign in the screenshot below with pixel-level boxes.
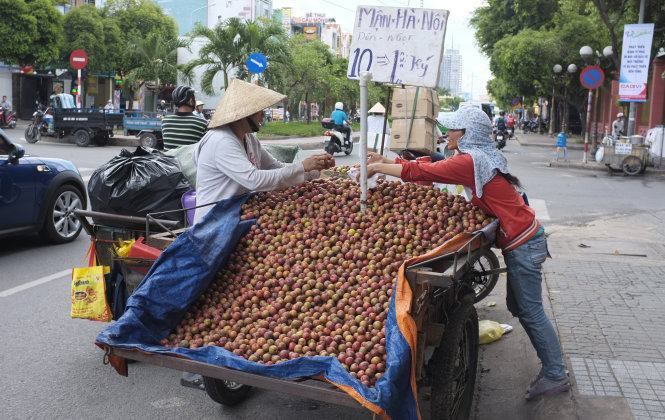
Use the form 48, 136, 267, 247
347, 6, 448, 87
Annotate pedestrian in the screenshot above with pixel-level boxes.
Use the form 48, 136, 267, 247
193, 100, 206, 119
1, 95, 11, 121
612, 112, 625, 141
285, 110, 290, 123
160, 86, 208, 151
364, 106, 570, 400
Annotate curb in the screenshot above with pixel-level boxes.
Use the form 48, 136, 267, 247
29, 134, 140, 148
548, 160, 665, 177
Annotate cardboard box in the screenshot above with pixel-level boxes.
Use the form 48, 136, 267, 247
391, 86, 439, 120
390, 117, 438, 153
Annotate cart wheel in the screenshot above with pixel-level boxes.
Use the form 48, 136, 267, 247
429, 302, 479, 420
203, 376, 251, 406
140, 133, 158, 149
74, 129, 91, 147
621, 156, 642, 176
468, 249, 500, 303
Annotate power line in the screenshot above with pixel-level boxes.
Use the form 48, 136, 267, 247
318, 0, 355, 12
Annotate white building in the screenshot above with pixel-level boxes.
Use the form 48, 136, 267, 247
208, 0, 273, 27
439, 49, 463, 96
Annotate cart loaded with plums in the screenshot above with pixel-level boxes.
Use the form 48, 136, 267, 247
92, 176, 504, 420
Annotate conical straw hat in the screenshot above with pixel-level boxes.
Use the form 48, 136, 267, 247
368, 102, 385, 114
208, 79, 286, 128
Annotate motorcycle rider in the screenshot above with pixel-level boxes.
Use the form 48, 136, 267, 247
506, 113, 515, 137
161, 86, 208, 150
494, 111, 507, 132
330, 102, 351, 146
1, 95, 11, 122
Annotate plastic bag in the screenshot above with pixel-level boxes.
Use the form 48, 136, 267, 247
165, 144, 198, 188
88, 147, 190, 222
479, 320, 505, 344
114, 239, 135, 258
263, 144, 301, 163
71, 266, 112, 322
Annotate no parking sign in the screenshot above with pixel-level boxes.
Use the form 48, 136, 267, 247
579, 65, 605, 90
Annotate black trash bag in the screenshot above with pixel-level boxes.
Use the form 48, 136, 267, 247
88, 146, 190, 223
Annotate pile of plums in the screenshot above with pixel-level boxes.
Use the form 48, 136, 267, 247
162, 177, 493, 387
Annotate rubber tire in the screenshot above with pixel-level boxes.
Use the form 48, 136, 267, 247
324, 143, 335, 155
8, 120, 16, 129
140, 133, 158, 149
39, 185, 84, 244
469, 248, 500, 303
203, 377, 251, 406
25, 124, 40, 143
344, 141, 353, 155
74, 129, 92, 147
429, 302, 479, 420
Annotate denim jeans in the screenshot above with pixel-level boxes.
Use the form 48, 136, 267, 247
504, 234, 566, 381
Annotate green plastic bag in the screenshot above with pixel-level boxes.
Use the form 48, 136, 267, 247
263, 144, 301, 163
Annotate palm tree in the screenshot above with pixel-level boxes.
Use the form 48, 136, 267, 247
123, 32, 189, 109
183, 17, 289, 95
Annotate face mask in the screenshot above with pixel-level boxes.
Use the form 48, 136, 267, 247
246, 116, 260, 132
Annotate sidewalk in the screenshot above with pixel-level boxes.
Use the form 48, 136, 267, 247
516, 132, 586, 150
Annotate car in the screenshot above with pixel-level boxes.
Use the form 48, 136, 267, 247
0, 128, 87, 243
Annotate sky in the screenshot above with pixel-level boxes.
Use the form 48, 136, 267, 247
273, 0, 492, 99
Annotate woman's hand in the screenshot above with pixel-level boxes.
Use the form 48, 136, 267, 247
367, 151, 390, 164
367, 163, 382, 178
303, 154, 335, 172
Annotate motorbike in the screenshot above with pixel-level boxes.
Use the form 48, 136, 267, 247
24, 102, 51, 144
494, 128, 508, 150
321, 118, 353, 155
0, 106, 16, 129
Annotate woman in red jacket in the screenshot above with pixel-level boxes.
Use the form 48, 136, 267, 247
366, 106, 569, 400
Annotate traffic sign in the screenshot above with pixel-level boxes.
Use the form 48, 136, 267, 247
580, 65, 605, 90
247, 52, 268, 74
511, 97, 521, 106
69, 49, 89, 70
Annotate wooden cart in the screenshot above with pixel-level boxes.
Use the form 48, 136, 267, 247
603, 140, 650, 176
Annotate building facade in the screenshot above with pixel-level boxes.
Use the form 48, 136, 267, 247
440, 49, 463, 96
208, 0, 273, 27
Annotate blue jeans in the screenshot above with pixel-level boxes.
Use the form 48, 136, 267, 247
504, 234, 566, 381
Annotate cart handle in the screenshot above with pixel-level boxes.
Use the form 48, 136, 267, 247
73, 209, 180, 228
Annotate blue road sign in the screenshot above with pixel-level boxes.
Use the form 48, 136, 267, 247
247, 52, 268, 74
579, 65, 605, 90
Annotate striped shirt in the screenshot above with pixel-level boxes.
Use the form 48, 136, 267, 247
161, 112, 208, 150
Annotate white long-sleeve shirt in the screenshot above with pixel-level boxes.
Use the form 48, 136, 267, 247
193, 126, 317, 224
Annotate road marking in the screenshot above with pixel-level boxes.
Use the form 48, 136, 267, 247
0, 269, 71, 297
151, 397, 189, 409
529, 198, 551, 221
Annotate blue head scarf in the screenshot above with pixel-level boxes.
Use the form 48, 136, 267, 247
439, 106, 508, 197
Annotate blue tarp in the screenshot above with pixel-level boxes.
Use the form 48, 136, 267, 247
96, 195, 418, 419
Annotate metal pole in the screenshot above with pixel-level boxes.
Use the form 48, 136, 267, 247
379, 87, 392, 156
359, 71, 372, 212
77, 69, 82, 109
659, 125, 664, 169
549, 85, 556, 135
627, 0, 646, 136
583, 89, 593, 163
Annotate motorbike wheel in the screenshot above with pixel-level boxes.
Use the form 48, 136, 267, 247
324, 143, 335, 155
25, 124, 40, 143
8, 120, 16, 129
344, 141, 353, 155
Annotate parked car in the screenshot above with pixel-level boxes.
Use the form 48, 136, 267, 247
0, 129, 87, 243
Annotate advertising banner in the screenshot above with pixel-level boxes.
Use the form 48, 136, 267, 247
619, 23, 655, 102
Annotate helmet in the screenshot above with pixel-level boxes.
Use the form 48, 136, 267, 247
617, 112, 624, 118
499, 111, 505, 116
172, 86, 195, 107
196, 100, 204, 107
160, 100, 166, 104
334, 102, 343, 110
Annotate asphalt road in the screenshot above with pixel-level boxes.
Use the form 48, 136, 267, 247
1, 131, 664, 420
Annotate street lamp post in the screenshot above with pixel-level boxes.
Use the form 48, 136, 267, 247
580, 46, 594, 163
550, 64, 563, 135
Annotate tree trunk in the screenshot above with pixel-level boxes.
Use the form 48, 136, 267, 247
305, 91, 311, 124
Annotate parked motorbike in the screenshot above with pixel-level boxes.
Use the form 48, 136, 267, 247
24, 102, 51, 144
494, 128, 508, 150
0, 106, 16, 129
321, 118, 353, 155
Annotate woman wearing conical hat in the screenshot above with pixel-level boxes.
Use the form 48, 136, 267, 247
193, 79, 334, 224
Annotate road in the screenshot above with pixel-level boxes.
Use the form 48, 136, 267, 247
2, 131, 665, 419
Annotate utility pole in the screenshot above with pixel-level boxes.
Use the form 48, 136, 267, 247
627, 0, 646, 136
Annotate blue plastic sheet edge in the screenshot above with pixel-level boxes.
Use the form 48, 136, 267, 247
96, 195, 418, 419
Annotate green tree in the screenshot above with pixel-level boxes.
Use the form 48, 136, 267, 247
234, 18, 290, 85
470, 0, 559, 55
124, 33, 189, 93
62, 5, 108, 71
0, 0, 62, 67
183, 18, 246, 94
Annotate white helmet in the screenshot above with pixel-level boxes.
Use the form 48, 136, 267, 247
617, 112, 624, 118
334, 102, 343, 110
